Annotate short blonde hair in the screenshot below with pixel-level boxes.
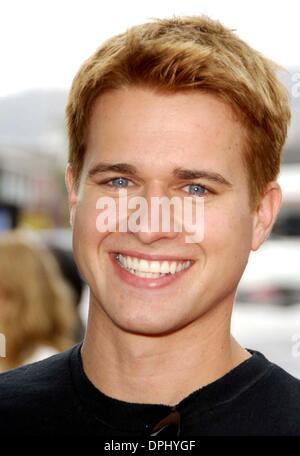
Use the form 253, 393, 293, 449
0, 231, 77, 370
65, 15, 291, 209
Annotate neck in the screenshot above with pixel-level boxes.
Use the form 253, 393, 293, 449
81, 296, 250, 406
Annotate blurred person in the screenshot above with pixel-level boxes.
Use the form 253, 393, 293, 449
0, 230, 77, 372
49, 245, 86, 339
0, 15, 299, 437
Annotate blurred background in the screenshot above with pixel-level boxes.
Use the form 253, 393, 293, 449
0, 0, 299, 376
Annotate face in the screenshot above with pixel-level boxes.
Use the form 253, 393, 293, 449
66, 86, 277, 335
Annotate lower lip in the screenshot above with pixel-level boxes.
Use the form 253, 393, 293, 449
109, 253, 194, 289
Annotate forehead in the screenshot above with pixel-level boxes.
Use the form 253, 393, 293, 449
85, 86, 246, 179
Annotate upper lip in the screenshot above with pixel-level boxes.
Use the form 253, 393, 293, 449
111, 250, 193, 262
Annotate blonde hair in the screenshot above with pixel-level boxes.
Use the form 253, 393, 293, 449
0, 231, 77, 370
65, 15, 291, 210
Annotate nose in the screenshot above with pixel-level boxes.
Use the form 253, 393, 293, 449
127, 183, 182, 245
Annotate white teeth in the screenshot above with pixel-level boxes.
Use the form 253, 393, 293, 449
139, 259, 149, 271
170, 261, 177, 274
135, 271, 146, 278
175, 263, 182, 273
160, 261, 170, 274
176, 262, 185, 272
116, 254, 192, 278
127, 256, 134, 269
131, 270, 162, 279
118, 255, 126, 267
149, 262, 161, 273
133, 257, 139, 270
149, 272, 162, 278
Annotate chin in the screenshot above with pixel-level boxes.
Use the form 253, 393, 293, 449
108, 308, 193, 337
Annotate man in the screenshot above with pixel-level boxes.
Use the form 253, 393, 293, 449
0, 15, 299, 436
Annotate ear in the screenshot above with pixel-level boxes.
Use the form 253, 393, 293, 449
251, 181, 282, 251
65, 163, 78, 228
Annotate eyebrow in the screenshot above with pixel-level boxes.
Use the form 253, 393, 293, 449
173, 167, 232, 187
88, 162, 232, 187
88, 162, 138, 177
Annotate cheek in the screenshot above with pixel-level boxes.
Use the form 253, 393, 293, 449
72, 195, 108, 272
74, 187, 106, 239
196, 207, 253, 300
203, 205, 253, 260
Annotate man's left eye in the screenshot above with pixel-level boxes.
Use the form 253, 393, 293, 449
183, 184, 208, 196
108, 177, 130, 188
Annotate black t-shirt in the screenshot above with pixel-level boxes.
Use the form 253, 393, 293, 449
0, 343, 299, 436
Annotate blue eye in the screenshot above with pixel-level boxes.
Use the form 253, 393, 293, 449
109, 177, 129, 188
185, 184, 207, 196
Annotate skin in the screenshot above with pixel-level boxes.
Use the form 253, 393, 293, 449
66, 86, 282, 405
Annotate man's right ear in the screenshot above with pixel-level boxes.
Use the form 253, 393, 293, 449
65, 163, 78, 228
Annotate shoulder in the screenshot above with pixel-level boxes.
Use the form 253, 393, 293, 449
0, 344, 79, 428
264, 362, 300, 405
0, 345, 76, 394
24, 345, 59, 365
241, 355, 300, 435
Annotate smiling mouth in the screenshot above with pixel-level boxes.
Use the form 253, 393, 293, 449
114, 253, 194, 279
